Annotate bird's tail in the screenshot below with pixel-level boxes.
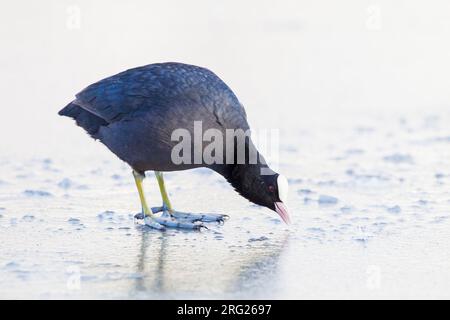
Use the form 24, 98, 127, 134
58, 101, 79, 117
58, 102, 108, 138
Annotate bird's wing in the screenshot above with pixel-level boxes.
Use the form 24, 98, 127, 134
73, 64, 168, 123
73, 63, 249, 130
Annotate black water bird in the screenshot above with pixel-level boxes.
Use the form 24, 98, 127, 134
59, 62, 290, 230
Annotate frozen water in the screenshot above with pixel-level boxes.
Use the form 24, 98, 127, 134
1, 0, 450, 299
1, 109, 450, 299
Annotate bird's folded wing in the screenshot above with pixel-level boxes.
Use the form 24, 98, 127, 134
73, 68, 154, 123
73, 63, 248, 128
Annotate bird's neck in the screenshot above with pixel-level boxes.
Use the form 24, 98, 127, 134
209, 139, 274, 192
211, 160, 274, 195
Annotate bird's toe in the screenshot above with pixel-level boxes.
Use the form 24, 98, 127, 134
170, 211, 230, 223
144, 216, 166, 230
137, 208, 227, 231
153, 217, 206, 231
134, 212, 145, 220
151, 206, 165, 214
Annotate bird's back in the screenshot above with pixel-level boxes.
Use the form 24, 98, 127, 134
59, 62, 250, 171
62, 62, 247, 127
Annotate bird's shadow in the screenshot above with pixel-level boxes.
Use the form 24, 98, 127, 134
131, 225, 290, 298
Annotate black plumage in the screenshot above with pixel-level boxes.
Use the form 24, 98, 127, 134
60, 63, 248, 170
59, 62, 290, 225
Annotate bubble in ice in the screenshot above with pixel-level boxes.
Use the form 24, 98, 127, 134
97, 210, 115, 220
318, 195, 339, 205
58, 178, 73, 189
68, 218, 81, 225
386, 205, 401, 214
21, 214, 35, 222
417, 200, 428, 206
383, 153, 413, 164
23, 190, 53, 197
248, 236, 269, 242
340, 206, 353, 214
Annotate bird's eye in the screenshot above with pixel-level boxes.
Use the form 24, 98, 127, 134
268, 185, 275, 193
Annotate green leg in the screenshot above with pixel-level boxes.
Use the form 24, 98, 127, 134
153, 171, 229, 223
133, 170, 227, 230
133, 170, 153, 217
155, 171, 173, 212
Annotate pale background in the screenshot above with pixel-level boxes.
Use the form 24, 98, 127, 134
1, 0, 450, 155
1, 1, 450, 299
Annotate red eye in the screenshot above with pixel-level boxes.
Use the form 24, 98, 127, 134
268, 185, 275, 193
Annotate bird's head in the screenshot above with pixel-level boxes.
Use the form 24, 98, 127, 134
225, 164, 291, 224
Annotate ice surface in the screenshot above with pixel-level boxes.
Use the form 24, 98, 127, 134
1, 110, 450, 299
1, 1, 450, 299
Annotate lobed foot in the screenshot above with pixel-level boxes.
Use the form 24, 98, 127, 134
150, 216, 206, 231
170, 211, 229, 223
134, 206, 229, 231
152, 206, 229, 223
